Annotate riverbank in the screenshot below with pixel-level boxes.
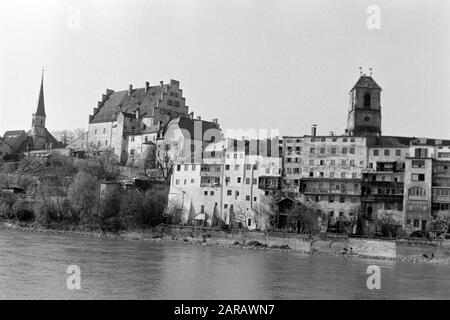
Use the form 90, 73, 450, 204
1, 221, 449, 265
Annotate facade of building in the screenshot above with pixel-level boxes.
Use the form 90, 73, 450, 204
279, 75, 450, 235
168, 138, 282, 230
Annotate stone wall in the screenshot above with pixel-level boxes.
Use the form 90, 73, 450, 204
348, 238, 396, 258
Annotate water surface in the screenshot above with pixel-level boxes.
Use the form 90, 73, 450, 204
0, 230, 449, 299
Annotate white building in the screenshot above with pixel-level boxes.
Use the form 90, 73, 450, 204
168, 138, 282, 230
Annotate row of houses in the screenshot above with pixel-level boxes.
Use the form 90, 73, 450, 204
167, 75, 450, 234
2, 72, 449, 236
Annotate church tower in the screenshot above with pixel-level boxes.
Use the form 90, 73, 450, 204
346, 71, 382, 137
30, 70, 47, 150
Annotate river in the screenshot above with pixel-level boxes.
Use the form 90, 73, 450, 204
0, 229, 449, 299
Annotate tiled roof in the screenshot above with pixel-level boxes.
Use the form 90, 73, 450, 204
3, 130, 26, 138
167, 117, 219, 141
89, 85, 168, 124
351, 75, 381, 91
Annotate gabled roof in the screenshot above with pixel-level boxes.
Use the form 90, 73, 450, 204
162, 117, 220, 141
90, 84, 173, 124
3, 132, 33, 153
3, 130, 26, 139
351, 75, 381, 91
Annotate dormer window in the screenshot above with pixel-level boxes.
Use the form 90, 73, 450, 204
364, 93, 371, 108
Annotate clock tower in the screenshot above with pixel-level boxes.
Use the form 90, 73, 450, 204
346, 74, 382, 137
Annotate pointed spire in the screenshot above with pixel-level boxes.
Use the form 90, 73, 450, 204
35, 69, 46, 117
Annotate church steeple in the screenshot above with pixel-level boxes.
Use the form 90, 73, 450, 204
35, 69, 46, 117
347, 69, 382, 137
31, 69, 47, 150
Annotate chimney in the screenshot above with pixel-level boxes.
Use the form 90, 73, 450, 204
196, 116, 201, 121
329, 131, 334, 136
128, 84, 133, 95
212, 119, 218, 125
311, 124, 317, 137
135, 109, 140, 120
189, 112, 194, 120
160, 81, 164, 87
145, 81, 150, 93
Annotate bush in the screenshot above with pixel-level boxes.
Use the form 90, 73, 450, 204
0, 202, 14, 219
139, 189, 167, 227
12, 200, 35, 221
67, 172, 99, 223
35, 202, 58, 226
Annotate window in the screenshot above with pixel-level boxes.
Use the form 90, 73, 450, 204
411, 174, 425, 181
330, 160, 335, 165
352, 173, 357, 178
331, 148, 336, 154
183, 179, 187, 185
413, 219, 419, 227
373, 149, 379, 156
192, 164, 196, 170
414, 148, 428, 158
210, 191, 214, 196
309, 172, 314, 177
191, 179, 195, 184
320, 160, 325, 165
253, 197, 257, 202
177, 165, 181, 171
341, 160, 347, 166
237, 177, 242, 183
341, 172, 346, 178
320, 148, 325, 154
340, 197, 345, 203
412, 160, 425, 168
175, 179, 180, 185
408, 187, 426, 197
384, 150, 390, 156
396, 149, 401, 156
330, 172, 335, 178
245, 178, 250, 184
246, 195, 250, 201
225, 165, 230, 170
184, 165, 189, 171
342, 148, 347, 154
309, 159, 314, 165
310, 148, 315, 154
349, 147, 355, 154
349, 160, 355, 166
235, 165, 240, 171
246, 164, 251, 170
95, 129, 98, 135
364, 93, 371, 108
201, 205, 205, 213
253, 178, 257, 184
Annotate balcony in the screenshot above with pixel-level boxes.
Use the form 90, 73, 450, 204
200, 170, 222, 178
258, 176, 281, 190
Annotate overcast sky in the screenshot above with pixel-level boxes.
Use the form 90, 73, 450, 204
0, 0, 449, 138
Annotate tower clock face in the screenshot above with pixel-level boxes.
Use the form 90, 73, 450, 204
363, 114, 372, 122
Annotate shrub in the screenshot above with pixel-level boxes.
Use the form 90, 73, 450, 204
35, 202, 58, 226
67, 172, 99, 223
12, 200, 35, 221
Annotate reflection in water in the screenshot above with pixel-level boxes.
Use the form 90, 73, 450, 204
0, 230, 449, 299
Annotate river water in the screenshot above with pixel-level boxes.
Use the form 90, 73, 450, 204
0, 229, 449, 299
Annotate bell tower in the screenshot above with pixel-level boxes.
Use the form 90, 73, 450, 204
347, 68, 382, 137
30, 70, 47, 150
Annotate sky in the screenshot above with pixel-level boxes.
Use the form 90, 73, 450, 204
0, 0, 449, 139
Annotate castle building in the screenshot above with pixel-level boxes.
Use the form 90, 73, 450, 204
1, 71, 63, 159
69, 79, 217, 165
